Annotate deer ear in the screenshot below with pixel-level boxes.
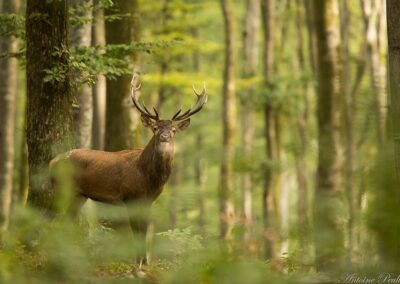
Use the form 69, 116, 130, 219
176, 119, 190, 131
141, 115, 154, 128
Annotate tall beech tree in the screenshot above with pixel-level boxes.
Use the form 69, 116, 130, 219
361, 0, 387, 149
70, 0, 93, 148
92, 0, 106, 150
219, 0, 237, 240
241, 0, 259, 240
26, 0, 73, 210
293, 0, 310, 256
0, 0, 19, 236
261, 0, 277, 259
104, 0, 139, 151
388, 0, 400, 177
312, 0, 345, 271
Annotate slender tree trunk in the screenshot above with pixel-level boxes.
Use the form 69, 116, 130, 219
340, 0, 356, 264
261, 0, 278, 259
191, 27, 207, 238
70, 0, 93, 148
241, 0, 259, 241
304, 0, 317, 76
0, 0, 19, 237
195, 136, 207, 237
388, 0, 400, 179
294, 0, 310, 257
18, 128, 29, 205
219, 0, 236, 240
92, 0, 106, 150
361, 0, 387, 149
26, 0, 73, 210
129, 0, 141, 147
312, 0, 345, 271
104, 0, 138, 151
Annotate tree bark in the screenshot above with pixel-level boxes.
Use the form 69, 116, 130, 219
388, 0, 400, 179
294, 0, 310, 258
361, 0, 387, 149
92, 0, 106, 150
70, 0, 93, 148
26, 0, 73, 210
219, 0, 236, 240
261, 0, 278, 259
312, 0, 345, 271
304, 0, 317, 76
0, 0, 19, 237
104, 0, 139, 151
195, 136, 207, 238
241, 0, 259, 241
340, 0, 356, 264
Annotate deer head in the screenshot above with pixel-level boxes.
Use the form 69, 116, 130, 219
131, 76, 207, 152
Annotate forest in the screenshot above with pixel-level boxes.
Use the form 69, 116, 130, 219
1, 0, 400, 283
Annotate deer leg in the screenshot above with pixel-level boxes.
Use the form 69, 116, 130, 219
66, 194, 87, 218
126, 202, 150, 265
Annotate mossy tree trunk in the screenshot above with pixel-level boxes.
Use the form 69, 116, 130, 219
0, 0, 19, 237
26, 0, 73, 210
312, 0, 345, 271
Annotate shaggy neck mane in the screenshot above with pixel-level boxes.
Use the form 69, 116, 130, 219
138, 136, 173, 187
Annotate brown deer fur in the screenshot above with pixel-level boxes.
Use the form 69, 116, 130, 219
50, 79, 206, 264
51, 118, 189, 206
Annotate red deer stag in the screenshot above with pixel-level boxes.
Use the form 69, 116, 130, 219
51, 76, 207, 263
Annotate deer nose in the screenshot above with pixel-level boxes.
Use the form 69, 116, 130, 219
159, 133, 170, 142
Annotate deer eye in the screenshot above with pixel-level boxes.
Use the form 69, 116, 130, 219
152, 125, 158, 131
171, 127, 177, 133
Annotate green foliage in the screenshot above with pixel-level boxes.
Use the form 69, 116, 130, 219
156, 227, 203, 260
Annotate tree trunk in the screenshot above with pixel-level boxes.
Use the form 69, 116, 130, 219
340, 0, 356, 264
219, 0, 236, 240
304, 0, 317, 76
388, 0, 400, 178
191, 27, 207, 238
361, 0, 387, 149
70, 0, 93, 148
104, 0, 139, 151
294, 0, 310, 258
195, 136, 207, 238
26, 0, 73, 210
92, 0, 106, 150
261, 0, 278, 259
241, 0, 259, 241
383, 0, 400, 265
0, 0, 19, 237
312, 0, 345, 271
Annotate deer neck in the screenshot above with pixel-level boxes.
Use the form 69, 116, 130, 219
139, 136, 174, 186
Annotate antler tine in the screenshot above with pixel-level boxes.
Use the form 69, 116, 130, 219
172, 83, 208, 121
192, 81, 206, 96
172, 109, 182, 120
130, 75, 159, 120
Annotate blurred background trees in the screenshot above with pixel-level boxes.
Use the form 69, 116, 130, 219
0, 0, 400, 282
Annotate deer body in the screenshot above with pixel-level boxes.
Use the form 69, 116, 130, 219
65, 135, 173, 204
51, 77, 207, 264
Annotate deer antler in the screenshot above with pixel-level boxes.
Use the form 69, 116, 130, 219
131, 76, 160, 121
172, 82, 208, 121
